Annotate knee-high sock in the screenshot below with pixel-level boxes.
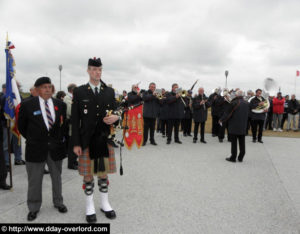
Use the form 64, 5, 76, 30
86, 194, 96, 215
98, 177, 113, 211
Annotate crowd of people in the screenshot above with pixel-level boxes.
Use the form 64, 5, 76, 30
0, 57, 299, 223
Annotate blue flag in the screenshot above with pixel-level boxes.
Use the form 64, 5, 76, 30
4, 43, 16, 120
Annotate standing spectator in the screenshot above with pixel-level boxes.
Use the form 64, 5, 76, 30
281, 95, 289, 129
287, 94, 299, 131
56, 91, 66, 101
273, 92, 285, 132
63, 84, 78, 170
265, 96, 274, 130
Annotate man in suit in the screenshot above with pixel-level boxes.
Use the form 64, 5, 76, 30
219, 90, 249, 163
192, 87, 210, 143
72, 58, 119, 223
166, 83, 184, 144
18, 77, 68, 221
63, 83, 78, 170
142, 82, 159, 146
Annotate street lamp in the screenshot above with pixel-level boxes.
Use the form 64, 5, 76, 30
58, 65, 63, 91
225, 70, 229, 88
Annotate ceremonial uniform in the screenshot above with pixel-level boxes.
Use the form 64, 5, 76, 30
182, 95, 193, 136
71, 58, 117, 223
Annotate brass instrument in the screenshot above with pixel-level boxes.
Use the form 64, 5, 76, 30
154, 89, 164, 99
175, 88, 187, 107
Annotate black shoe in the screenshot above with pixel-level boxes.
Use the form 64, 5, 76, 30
219, 139, 223, 143
86, 214, 97, 223
0, 183, 11, 190
15, 160, 25, 165
226, 157, 236, 163
252, 139, 256, 143
187, 134, 192, 137
193, 139, 197, 143
183, 133, 187, 137
238, 157, 243, 162
100, 209, 116, 219
54, 204, 68, 213
175, 140, 182, 144
167, 140, 171, 144
44, 169, 50, 174
142, 142, 147, 146
200, 140, 207, 144
150, 141, 157, 146
162, 134, 166, 138
258, 140, 263, 143
68, 165, 78, 170
27, 211, 39, 221
212, 134, 216, 137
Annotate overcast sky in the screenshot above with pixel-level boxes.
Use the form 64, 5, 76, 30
1, 0, 300, 96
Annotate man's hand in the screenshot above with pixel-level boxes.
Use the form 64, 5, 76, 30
103, 114, 119, 125
176, 93, 180, 98
73, 146, 82, 157
259, 101, 265, 106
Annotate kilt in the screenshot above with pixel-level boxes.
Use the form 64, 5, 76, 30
78, 144, 117, 177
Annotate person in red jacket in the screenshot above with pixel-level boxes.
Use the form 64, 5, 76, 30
272, 92, 285, 132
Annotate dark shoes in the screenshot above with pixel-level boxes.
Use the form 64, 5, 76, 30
175, 140, 182, 144
252, 139, 256, 143
258, 140, 263, 143
193, 139, 197, 143
226, 157, 236, 163
219, 139, 223, 143
54, 204, 68, 213
187, 134, 192, 137
27, 211, 39, 221
15, 160, 25, 165
200, 140, 207, 144
86, 214, 97, 223
142, 142, 147, 146
100, 209, 116, 219
238, 157, 244, 162
166, 140, 171, 144
212, 134, 216, 137
150, 141, 157, 146
0, 183, 11, 190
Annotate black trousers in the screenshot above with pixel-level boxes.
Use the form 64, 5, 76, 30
167, 119, 180, 141
183, 118, 192, 135
231, 134, 246, 160
251, 119, 264, 140
266, 113, 273, 130
156, 118, 162, 132
161, 120, 168, 136
194, 122, 205, 140
67, 135, 78, 167
212, 115, 219, 136
0, 141, 7, 184
144, 117, 156, 143
281, 113, 288, 129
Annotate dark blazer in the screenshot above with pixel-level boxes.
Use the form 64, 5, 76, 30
18, 96, 67, 162
288, 99, 299, 115
166, 91, 184, 119
183, 96, 193, 119
220, 97, 249, 135
159, 96, 169, 120
249, 96, 266, 120
142, 90, 160, 118
127, 91, 142, 106
71, 81, 117, 150
192, 94, 210, 122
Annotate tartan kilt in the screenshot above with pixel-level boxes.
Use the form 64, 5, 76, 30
78, 144, 117, 177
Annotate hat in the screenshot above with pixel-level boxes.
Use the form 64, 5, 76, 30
88, 57, 102, 67
34, 77, 51, 87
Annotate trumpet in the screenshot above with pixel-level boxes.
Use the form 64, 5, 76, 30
153, 89, 164, 99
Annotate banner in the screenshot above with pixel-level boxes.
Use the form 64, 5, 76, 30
123, 105, 143, 149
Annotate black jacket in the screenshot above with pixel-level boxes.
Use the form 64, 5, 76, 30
166, 91, 184, 119
127, 91, 142, 106
192, 94, 210, 123
183, 96, 193, 119
249, 96, 267, 120
159, 96, 168, 120
220, 97, 249, 135
208, 93, 224, 116
142, 90, 160, 118
18, 97, 67, 162
288, 99, 299, 115
71, 82, 117, 151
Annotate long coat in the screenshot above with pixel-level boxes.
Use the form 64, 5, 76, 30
18, 97, 67, 162
220, 97, 249, 135
142, 90, 160, 118
159, 96, 169, 120
192, 94, 210, 123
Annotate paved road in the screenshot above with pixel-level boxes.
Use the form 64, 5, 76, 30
0, 133, 300, 234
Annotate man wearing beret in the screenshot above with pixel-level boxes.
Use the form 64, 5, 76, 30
18, 77, 67, 221
72, 57, 119, 223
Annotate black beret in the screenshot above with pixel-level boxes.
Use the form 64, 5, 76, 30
88, 57, 102, 67
34, 77, 51, 87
